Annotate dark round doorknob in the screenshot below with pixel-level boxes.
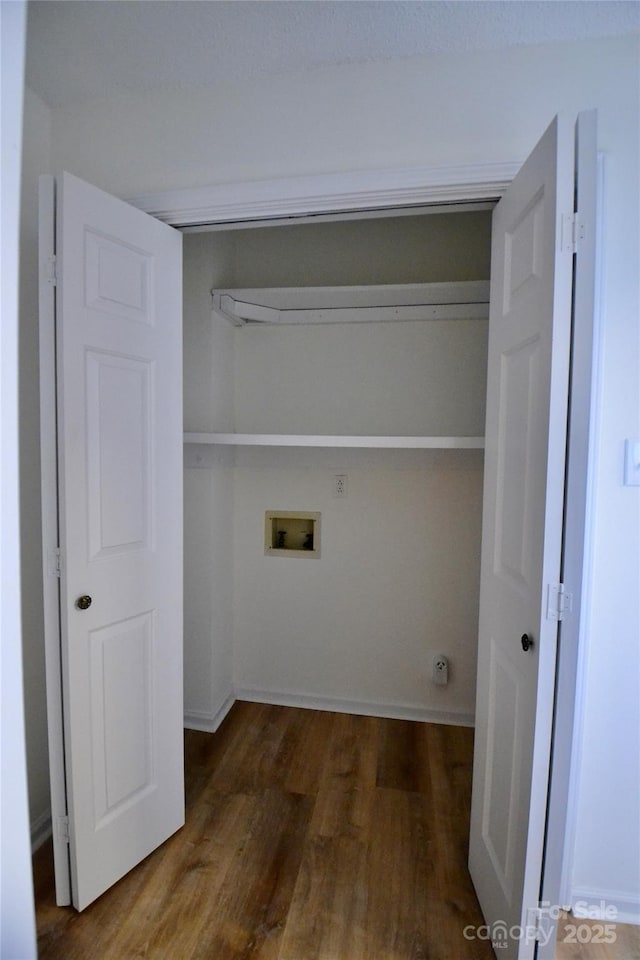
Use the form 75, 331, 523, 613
521, 633, 533, 652
76, 595, 92, 611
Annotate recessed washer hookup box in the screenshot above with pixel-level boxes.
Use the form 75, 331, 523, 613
265, 511, 321, 558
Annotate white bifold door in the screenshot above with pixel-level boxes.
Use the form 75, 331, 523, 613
469, 114, 596, 960
41, 173, 183, 910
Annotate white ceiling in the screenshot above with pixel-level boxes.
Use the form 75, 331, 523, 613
26, 0, 640, 110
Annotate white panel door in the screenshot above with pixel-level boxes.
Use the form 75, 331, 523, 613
56, 172, 183, 910
469, 116, 578, 960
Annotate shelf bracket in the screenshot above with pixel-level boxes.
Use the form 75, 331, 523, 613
216, 294, 281, 326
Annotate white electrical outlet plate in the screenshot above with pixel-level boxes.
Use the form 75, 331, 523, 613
333, 474, 348, 498
432, 654, 449, 686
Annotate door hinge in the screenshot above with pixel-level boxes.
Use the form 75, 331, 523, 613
56, 815, 70, 844
547, 582, 573, 621
561, 212, 585, 254
45, 254, 58, 286
48, 547, 62, 577
526, 906, 542, 941
525, 906, 554, 945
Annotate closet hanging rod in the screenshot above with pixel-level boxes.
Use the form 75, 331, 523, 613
211, 281, 490, 327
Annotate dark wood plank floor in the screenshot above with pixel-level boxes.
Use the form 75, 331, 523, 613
556, 914, 640, 960
34, 702, 495, 960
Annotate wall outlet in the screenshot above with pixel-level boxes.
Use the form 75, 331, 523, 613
432, 654, 449, 686
333, 474, 348, 498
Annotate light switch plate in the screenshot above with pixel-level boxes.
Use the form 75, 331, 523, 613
624, 439, 640, 486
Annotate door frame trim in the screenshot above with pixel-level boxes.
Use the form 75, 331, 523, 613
539, 115, 602, 943
39, 174, 72, 903
128, 160, 520, 227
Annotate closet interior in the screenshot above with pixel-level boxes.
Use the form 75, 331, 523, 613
182, 209, 493, 731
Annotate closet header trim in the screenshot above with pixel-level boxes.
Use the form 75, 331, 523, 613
128, 162, 518, 228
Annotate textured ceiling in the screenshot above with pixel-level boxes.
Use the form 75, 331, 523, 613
26, 0, 640, 110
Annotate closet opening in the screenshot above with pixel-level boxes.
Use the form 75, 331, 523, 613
40, 119, 598, 954
181, 203, 494, 733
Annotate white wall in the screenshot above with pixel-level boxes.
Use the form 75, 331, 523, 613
22, 31, 640, 916
183, 233, 236, 727
220, 213, 492, 288
233, 319, 487, 437
19, 85, 52, 843
232, 446, 483, 722
1, 2, 37, 954
228, 213, 490, 439
46, 37, 634, 200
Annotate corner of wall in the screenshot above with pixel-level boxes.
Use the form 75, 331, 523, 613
20, 83, 54, 834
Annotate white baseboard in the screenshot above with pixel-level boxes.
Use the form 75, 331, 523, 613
234, 686, 474, 727
184, 690, 235, 733
30, 809, 52, 853
184, 687, 473, 733
569, 886, 640, 926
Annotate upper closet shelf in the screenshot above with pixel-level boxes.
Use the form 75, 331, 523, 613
184, 433, 485, 449
211, 281, 490, 327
